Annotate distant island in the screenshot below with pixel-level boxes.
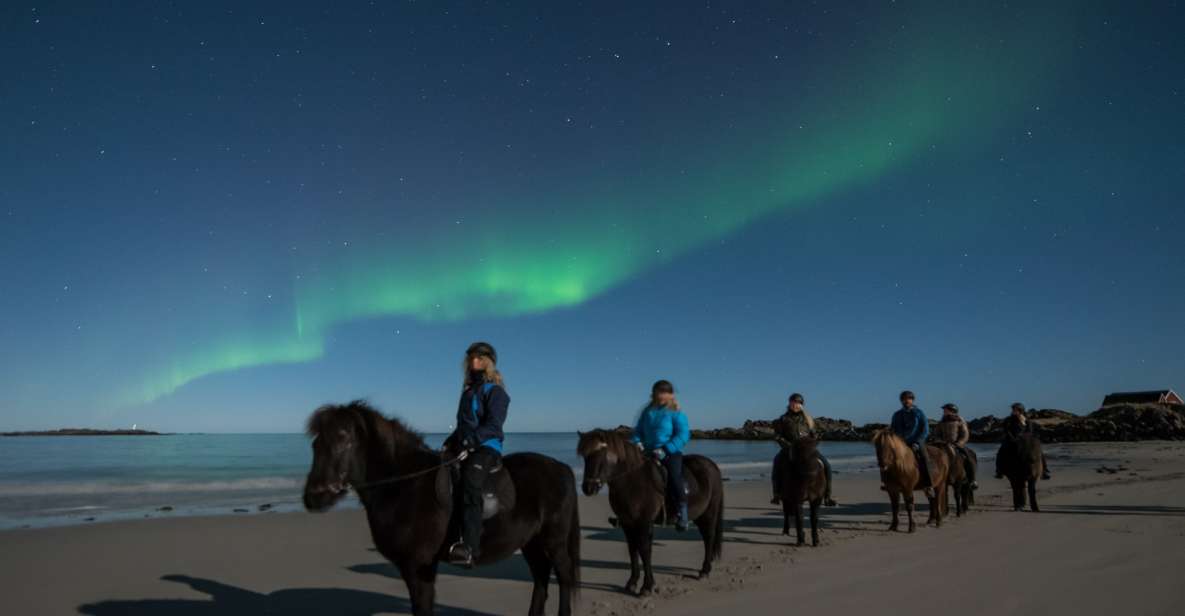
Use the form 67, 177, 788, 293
1, 428, 163, 437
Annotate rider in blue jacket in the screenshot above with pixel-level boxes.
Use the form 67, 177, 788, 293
631, 379, 692, 531
444, 341, 510, 568
890, 390, 933, 490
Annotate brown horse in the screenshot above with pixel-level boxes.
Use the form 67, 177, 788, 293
576, 430, 724, 596
998, 433, 1042, 512
303, 401, 580, 616
872, 429, 949, 533
775, 438, 826, 546
944, 445, 978, 516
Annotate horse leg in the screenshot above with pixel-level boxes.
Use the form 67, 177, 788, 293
693, 511, 714, 579
521, 540, 551, 616
809, 499, 820, 547
623, 524, 641, 594
888, 490, 900, 532
398, 560, 437, 616
781, 499, 791, 536
905, 493, 916, 533
952, 483, 962, 518
1029, 479, 1040, 513
1010, 478, 1024, 511
794, 498, 806, 546
638, 524, 657, 596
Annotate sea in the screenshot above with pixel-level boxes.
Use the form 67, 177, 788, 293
0, 434, 998, 530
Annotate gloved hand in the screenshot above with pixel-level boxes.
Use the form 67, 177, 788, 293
651, 448, 666, 460
456, 449, 470, 462
635, 442, 645, 451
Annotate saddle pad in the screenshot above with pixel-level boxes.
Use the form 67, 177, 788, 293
436, 461, 517, 520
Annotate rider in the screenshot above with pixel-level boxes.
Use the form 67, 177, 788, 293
445, 341, 510, 568
769, 392, 837, 507
996, 402, 1051, 480
890, 390, 933, 494
630, 379, 692, 532
936, 403, 976, 489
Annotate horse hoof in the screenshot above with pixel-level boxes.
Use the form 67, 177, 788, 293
638, 587, 654, 598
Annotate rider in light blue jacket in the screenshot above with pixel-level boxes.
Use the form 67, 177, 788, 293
631, 379, 691, 530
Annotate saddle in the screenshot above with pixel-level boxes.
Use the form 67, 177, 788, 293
435, 458, 516, 520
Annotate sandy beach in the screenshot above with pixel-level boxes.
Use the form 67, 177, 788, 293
3, 441, 1183, 615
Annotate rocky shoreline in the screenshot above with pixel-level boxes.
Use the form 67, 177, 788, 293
689, 403, 1185, 443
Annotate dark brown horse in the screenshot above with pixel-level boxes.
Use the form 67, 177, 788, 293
303, 401, 580, 616
998, 433, 1042, 512
872, 429, 950, 533
576, 430, 724, 596
775, 438, 826, 546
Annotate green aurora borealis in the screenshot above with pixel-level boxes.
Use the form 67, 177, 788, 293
119, 6, 1075, 405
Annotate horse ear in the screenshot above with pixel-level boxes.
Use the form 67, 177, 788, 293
576, 430, 584, 437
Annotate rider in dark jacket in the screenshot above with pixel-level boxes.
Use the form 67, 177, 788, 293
890, 390, 933, 490
445, 341, 510, 568
770, 393, 837, 506
995, 403, 1051, 480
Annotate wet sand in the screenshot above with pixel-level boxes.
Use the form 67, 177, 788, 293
2, 441, 1184, 615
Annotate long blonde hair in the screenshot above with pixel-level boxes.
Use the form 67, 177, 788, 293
462, 355, 504, 388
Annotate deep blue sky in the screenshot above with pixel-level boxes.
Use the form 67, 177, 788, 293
2, 2, 1183, 432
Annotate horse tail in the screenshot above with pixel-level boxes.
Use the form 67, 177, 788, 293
566, 477, 582, 597
711, 464, 725, 561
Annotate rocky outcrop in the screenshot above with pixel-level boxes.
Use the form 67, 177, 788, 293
689, 404, 1185, 443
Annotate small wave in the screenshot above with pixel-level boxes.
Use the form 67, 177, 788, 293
0, 477, 303, 496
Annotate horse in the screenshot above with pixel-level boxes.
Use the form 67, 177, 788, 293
871, 429, 950, 533
947, 445, 978, 516
997, 433, 1042, 512
576, 430, 724, 596
302, 401, 580, 616
775, 437, 826, 546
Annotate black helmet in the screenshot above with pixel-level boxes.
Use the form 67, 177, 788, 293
1011, 402, 1025, 412
789, 392, 805, 404
651, 379, 674, 394
466, 341, 497, 363
900, 390, 915, 402
942, 403, 959, 413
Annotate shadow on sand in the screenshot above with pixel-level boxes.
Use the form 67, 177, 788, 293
76, 574, 497, 616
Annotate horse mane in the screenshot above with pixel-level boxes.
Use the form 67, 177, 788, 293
872, 428, 915, 477
306, 399, 428, 460
577, 429, 644, 466
790, 438, 821, 478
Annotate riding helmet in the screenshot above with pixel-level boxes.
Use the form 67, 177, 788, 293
652, 379, 674, 394
942, 403, 959, 413
466, 341, 497, 364
789, 392, 805, 404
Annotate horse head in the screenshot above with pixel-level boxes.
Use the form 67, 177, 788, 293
576, 430, 633, 496
302, 400, 379, 512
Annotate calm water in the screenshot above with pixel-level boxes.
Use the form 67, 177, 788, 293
0, 434, 996, 529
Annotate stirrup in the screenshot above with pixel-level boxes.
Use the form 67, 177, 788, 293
446, 542, 475, 568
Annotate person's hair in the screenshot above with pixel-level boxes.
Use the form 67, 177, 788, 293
462, 354, 504, 388
648, 380, 679, 410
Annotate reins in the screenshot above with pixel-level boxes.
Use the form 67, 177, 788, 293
352, 453, 465, 492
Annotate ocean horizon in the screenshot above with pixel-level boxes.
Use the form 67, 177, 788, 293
0, 432, 998, 530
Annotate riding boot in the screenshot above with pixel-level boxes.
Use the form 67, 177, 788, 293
675, 503, 689, 532
913, 444, 932, 488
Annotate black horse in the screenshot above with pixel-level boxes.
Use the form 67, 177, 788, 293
576, 430, 724, 596
775, 438, 826, 546
303, 401, 580, 616
997, 433, 1042, 512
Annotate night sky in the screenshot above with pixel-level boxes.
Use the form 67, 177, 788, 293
2, 2, 1183, 432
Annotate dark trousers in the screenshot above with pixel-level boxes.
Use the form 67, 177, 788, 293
955, 446, 976, 482
771, 449, 833, 499
459, 447, 501, 554
911, 443, 932, 488
662, 452, 686, 510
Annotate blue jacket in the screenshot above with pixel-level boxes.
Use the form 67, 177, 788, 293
452, 381, 509, 453
891, 405, 928, 445
631, 405, 691, 454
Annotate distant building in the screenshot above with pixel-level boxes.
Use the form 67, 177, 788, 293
1102, 390, 1184, 406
